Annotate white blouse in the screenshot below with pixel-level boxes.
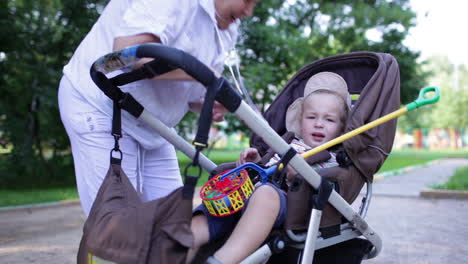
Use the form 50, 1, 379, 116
63, 0, 238, 149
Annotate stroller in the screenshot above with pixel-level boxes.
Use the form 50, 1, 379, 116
77, 43, 435, 264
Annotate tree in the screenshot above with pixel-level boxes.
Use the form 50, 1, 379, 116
0, 0, 105, 188
397, 55, 468, 130
423, 55, 467, 128
0, 0, 426, 187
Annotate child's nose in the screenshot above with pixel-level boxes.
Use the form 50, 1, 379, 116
314, 119, 324, 127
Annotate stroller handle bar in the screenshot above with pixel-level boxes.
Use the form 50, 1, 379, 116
91, 43, 216, 87
90, 43, 243, 117
89, 44, 245, 173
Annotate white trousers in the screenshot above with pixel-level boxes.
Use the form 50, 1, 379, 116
58, 77, 183, 216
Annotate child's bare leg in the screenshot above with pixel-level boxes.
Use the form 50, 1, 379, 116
213, 185, 280, 264
186, 214, 210, 264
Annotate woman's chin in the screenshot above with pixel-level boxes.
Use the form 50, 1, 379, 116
217, 21, 230, 30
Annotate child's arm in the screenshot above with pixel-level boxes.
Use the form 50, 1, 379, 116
236, 148, 261, 166
286, 166, 297, 182
286, 150, 332, 181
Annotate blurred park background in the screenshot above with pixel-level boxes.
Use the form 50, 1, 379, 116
0, 0, 466, 206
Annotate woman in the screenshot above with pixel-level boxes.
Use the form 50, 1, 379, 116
58, 0, 259, 216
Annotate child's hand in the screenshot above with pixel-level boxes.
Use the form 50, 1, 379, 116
286, 166, 297, 181
237, 148, 261, 166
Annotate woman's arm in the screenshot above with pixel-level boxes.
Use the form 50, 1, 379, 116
115, 33, 227, 120
113, 33, 193, 81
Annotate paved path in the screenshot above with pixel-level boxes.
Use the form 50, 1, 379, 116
363, 195, 468, 264
363, 158, 468, 264
372, 158, 468, 197
0, 205, 85, 264
0, 158, 467, 264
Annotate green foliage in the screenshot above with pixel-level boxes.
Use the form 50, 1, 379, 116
433, 166, 468, 191
431, 88, 468, 128
0, 187, 78, 207
181, 0, 425, 134
379, 156, 433, 173
379, 149, 468, 173
397, 55, 468, 129
1, 0, 426, 188
425, 57, 468, 129
0, 0, 105, 188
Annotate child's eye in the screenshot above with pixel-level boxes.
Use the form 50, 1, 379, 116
307, 116, 316, 119
326, 118, 335, 122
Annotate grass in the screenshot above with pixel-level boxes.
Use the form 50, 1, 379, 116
378, 153, 435, 173
433, 166, 468, 191
179, 148, 467, 177
378, 149, 467, 173
0, 149, 242, 207
0, 149, 466, 207
0, 187, 78, 207
383, 149, 467, 159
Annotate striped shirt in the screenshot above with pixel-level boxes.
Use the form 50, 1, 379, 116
265, 139, 338, 168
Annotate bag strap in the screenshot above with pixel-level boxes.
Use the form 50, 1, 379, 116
183, 77, 225, 199
110, 100, 122, 165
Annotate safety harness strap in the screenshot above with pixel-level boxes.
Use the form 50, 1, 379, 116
270, 147, 297, 189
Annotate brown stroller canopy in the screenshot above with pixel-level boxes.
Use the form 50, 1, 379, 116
251, 52, 400, 228
251, 51, 400, 182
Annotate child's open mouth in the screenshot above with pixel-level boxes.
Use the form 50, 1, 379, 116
312, 132, 325, 141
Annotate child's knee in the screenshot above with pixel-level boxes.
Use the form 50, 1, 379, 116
256, 184, 279, 196
252, 185, 281, 206
191, 214, 210, 248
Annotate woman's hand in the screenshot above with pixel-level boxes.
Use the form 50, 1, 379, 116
212, 101, 227, 122
189, 100, 227, 122
237, 148, 261, 166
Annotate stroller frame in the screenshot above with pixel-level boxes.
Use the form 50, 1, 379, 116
90, 43, 382, 263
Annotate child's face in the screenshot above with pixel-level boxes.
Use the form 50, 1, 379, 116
300, 93, 345, 148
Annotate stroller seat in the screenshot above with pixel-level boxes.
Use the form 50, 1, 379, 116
253, 51, 400, 228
